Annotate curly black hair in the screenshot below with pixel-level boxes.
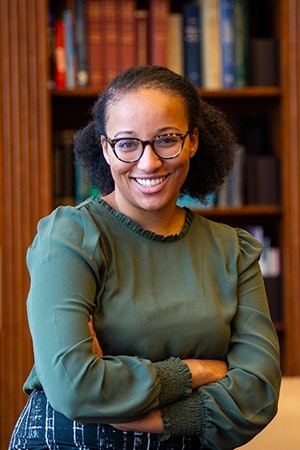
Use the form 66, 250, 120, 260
74, 65, 236, 200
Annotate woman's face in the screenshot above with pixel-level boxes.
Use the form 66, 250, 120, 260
101, 88, 198, 217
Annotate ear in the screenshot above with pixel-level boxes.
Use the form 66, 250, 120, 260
189, 128, 199, 158
101, 136, 110, 166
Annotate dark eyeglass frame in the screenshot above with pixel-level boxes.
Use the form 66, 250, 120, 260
104, 130, 191, 163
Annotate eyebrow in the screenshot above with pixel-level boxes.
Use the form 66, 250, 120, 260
113, 127, 182, 138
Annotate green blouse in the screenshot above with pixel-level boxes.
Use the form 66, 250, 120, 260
24, 197, 281, 449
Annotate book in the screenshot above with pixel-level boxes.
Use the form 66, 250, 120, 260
226, 144, 246, 206
264, 276, 282, 322
246, 154, 280, 205
182, 3, 201, 86
53, 17, 66, 88
200, 0, 222, 88
217, 144, 245, 206
102, 0, 118, 86
118, 0, 136, 72
148, 0, 170, 66
63, 3, 76, 89
233, 0, 249, 87
86, 0, 104, 89
74, 0, 89, 87
52, 129, 75, 205
249, 38, 279, 86
168, 11, 184, 76
220, 0, 235, 88
245, 225, 282, 322
134, 9, 149, 65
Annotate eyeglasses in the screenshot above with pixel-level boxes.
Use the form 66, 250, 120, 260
104, 130, 191, 163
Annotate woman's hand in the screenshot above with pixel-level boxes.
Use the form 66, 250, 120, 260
110, 408, 164, 434
183, 359, 228, 389
88, 315, 103, 358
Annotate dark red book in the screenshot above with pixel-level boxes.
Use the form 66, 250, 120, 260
102, 0, 118, 86
54, 18, 66, 88
86, 0, 104, 89
148, 0, 170, 66
118, 0, 136, 72
134, 8, 149, 65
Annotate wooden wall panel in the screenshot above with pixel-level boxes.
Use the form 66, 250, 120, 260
281, 0, 300, 374
0, 1, 51, 448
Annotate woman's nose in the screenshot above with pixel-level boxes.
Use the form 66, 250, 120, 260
137, 144, 163, 171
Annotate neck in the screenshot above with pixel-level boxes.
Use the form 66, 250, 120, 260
103, 192, 186, 236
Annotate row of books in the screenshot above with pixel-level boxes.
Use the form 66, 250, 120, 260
179, 144, 280, 209
50, 0, 278, 91
217, 145, 281, 208
52, 129, 98, 206
50, 0, 172, 90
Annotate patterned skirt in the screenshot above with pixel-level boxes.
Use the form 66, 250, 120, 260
9, 390, 205, 450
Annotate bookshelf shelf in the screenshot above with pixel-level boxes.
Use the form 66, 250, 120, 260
52, 86, 281, 99
199, 86, 282, 99
52, 87, 100, 97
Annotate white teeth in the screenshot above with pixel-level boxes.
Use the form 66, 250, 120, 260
136, 177, 165, 187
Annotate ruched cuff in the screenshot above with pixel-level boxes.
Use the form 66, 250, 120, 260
162, 391, 204, 437
153, 357, 192, 407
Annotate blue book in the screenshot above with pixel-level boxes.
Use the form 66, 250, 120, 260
63, 8, 76, 89
220, 0, 235, 88
183, 3, 201, 87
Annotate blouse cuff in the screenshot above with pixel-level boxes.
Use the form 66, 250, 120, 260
153, 357, 192, 407
161, 391, 204, 437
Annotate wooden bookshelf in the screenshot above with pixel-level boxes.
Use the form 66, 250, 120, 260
1, 0, 300, 449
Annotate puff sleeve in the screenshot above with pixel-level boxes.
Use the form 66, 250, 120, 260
162, 228, 281, 449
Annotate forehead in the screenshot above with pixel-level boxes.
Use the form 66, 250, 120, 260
106, 88, 188, 124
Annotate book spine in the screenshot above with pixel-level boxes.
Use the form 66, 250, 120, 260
134, 9, 149, 65
86, 0, 104, 89
220, 0, 235, 88
168, 12, 184, 76
249, 38, 279, 86
102, 0, 118, 86
246, 154, 280, 205
118, 0, 136, 72
148, 0, 170, 66
54, 18, 66, 88
226, 144, 245, 206
63, 6, 76, 89
74, 0, 89, 87
200, 0, 222, 88
183, 3, 201, 87
234, 0, 249, 87
52, 129, 75, 205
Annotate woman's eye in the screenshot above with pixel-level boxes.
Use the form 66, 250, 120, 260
117, 139, 139, 150
157, 135, 178, 146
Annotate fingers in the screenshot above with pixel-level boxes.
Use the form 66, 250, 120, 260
88, 315, 103, 357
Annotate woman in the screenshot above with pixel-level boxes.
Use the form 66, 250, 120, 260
9, 66, 281, 449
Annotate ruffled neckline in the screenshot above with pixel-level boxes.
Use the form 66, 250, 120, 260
91, 197, 194, 242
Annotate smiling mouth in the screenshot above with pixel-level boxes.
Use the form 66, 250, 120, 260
135, 177, 166, 187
